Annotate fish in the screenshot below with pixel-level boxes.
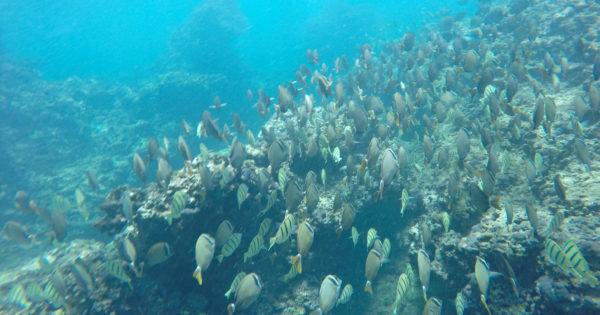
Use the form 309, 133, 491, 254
351, 227, 359, 247
216, 220, 234, 247
393, 273, 410, 314
455, 292, 466, 315
7, 284, 30, 308
336, 284, 353, 306
177, 136, 192, 161
121, 191, 133, 221
291, 220, 314, 274
305, 183, 319, 213
214, 230, 243, 263
49, 210, 68, 243
268, 140, 287, 171
146, 137, 159, 162
278, 168, 287, 192
504, 200, 514, 224
225, 272, 247, 299
321, 168, 327, 186
545, 238, 571, 273
463, 49, 479, 72
381, 238, 391, 259
244, 234, 265, 263
336, 203, 355, 239
246, 130, 256, 147
418, 249, 431, 302
51, 270, 67, 298
574, 138, 592, 170
51, 194, 71, 213
422, 297, 442, 315
144, 242, 173, 268
311, 275, 342, 315
545, 210, 564, 235
456, 128, 470, 162
475, 256, 494, 315
401, 189, 409, 215
441, 212, 450, 233
181, 119, 192, 136
156, 157, 172, 187
122, 238, 139, 274
366, 228, 377, 250
74, 188, 89, 221
228, 137, 246, 169
553, 174, 567, 201
533, 98, 545, 129
25, 282, 45, 303
169, 190, 188, 224
72, 258, 95, 292
563, 239, 599, 285
525, 200, 539, 234
284, 181, 302, 211
269, 213, 295, 249
193, 233, 216, 285
86, 170, 100, 193
261, 190, 277, 215
379, 148, 399, 199
237, 183, 249, 209
282, 263, 299, 282
500, 255, 519, 296
258, 218, 272, 237
227, 273, 262, 315
43, 281, 67, 310
133, 153, 146, 185
105, 259, 133, 289
364, 248, 383, 294
201, 110, 227, 142
2, 221, 33, 245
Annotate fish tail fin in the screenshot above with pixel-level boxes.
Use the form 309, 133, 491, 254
216, 255, 224, 264
243, 254, 248, 263
481, 295, 492, 315
491, 195, 502, 210
227, 303, 236, 315
584, 273, 599, 287
269, 237, 276, 250
193, 266, 203, 285
291, 254, 302, 274
364, 281, 373, 295
422, 287, 428, 302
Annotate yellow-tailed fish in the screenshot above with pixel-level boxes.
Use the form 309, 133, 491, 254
291, 220, 314, 274
366, 228, 377, 250
269, 213, 295, 250
244, 234, 264, 263
364, 248, 383, 294
227, 273, 262, 315
418, 249, 431, 302
216, 233, 242, 264
475, 256, 493, 315
311, 275, 342, 315
225, 272, 247, 299
193, 233, 215, 285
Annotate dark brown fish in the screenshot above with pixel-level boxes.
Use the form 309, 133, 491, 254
133, 153, 146, 185
177, 136, 192, 161
553, 174, 567, 201
233, 113, 245, 133
202, 110, 226, 142
423, 135, 434, 163
212, 96, 227, 112
50, 210, 67, 242
229, 137, 246, 169
268, 140, 287, 171
2, 221, 32, 245
463, 50, 479, 72
285, 181, 302, 211
533, 98, 545, 129
86, 170, 99, 193
456, 128, 470, 162
147, 137, 159, 162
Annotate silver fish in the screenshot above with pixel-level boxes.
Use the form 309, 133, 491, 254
193, 233, 215, 286
227, 273, 262, 314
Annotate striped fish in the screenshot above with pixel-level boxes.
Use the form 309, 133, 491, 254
258, 218, 272, 237
278, 168, 287, 192
382, 238, 391, 259
261, 190, 277, 215
244, 234, 264, 263
455, 292, 466, 315
216, 233, 242, 263
282, 263, 298, 282
351, 226, 359, 247
401, 189, 408, 215
366, 228, 377, 250
393, 273, 410, 314
43, 281, 66, 309
25, 282, 45, 303
7, 284, 30, 308
171, 190, 188, 220
74, 188, 89, 221
563, 240, 599, 285
237, 183, 249, 209
269, 213, 295, 250
336, 284, 354, 306
224, 272, 247, 299
105, 259, 133, 289
545, 238, 571, 273
246, 130, 255, 147
52, 195, 71, 212
72, 259, 95, 293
